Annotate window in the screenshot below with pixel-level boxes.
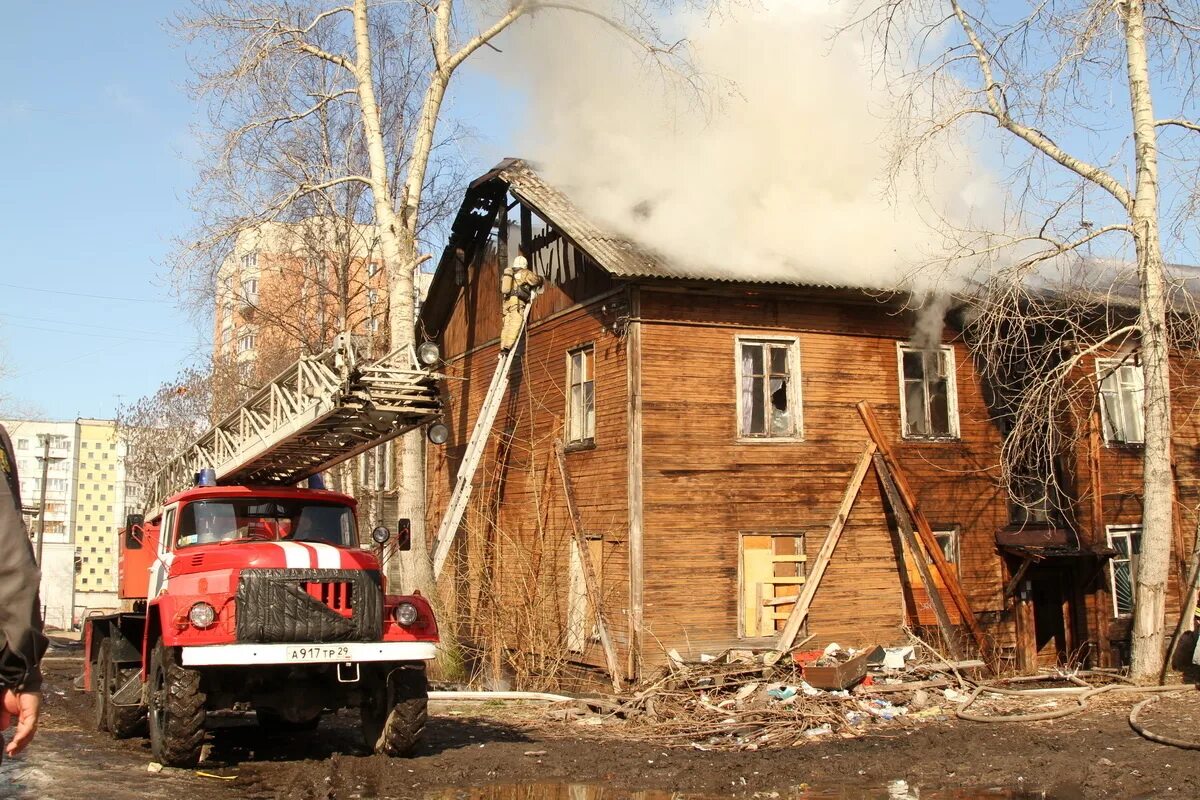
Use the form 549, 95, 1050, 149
739, 532, 807, 638
1108, 524, 1142, 617
933, 528, 959, 566
566, 346, 595, 445
367, 261, 380, 277
241, 277, 259, 305
16, 439, 27, 450
566, 535, 604, 653
368, 317, 381, 333
241, 251, 258, 272
367, 289, 378, 306
737, 338, 802, 439
898, 344, 959, 439
238, 332, 257, 353
1097, 357, 1144, 445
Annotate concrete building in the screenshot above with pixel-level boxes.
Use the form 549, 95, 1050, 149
1, 418, 131, 628
73, 419, 126, 614
2, 419, 78, 630
213, 219, 392, 384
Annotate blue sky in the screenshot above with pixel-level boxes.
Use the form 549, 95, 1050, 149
0, 2, 520, 421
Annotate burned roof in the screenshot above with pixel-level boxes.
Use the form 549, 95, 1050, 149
496, 160, 672, 281
419, 159, 1200, 335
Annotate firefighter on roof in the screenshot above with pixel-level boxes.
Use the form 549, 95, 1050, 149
499, 250, 544, 352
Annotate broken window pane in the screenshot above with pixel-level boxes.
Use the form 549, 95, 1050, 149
769, 376, 789, 435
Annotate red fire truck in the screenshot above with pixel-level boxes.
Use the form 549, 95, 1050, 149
80, 337, 446, 767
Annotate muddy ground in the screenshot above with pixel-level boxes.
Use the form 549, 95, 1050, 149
6, 651, 1200, 799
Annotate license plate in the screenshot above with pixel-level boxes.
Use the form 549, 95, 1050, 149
285, 645, 351, 662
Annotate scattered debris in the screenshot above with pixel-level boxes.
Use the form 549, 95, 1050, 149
561, 636, 979, 751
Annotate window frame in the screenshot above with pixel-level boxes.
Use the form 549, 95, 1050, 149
1096, 356, 1145, 446
896, 343, 961, 441
1107, 523, 1142, 618
734, 335, 804, 443
565, 343, 596, 448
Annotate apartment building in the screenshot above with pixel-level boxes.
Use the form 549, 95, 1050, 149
212, 219, 392, 385
1, 418, 131, 627
73, 419, 128, 613
2, 418, 78, 629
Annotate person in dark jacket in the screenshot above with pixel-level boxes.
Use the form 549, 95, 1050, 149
0, 424, 47, 756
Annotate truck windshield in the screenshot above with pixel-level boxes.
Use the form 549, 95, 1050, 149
175, 499, 357, 549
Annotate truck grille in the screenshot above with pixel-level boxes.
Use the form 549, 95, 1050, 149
302, 581, 353, 617
236, 568, 382, 643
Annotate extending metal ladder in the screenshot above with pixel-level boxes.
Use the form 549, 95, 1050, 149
144, 334, 441, 513
431, 302, 534, 577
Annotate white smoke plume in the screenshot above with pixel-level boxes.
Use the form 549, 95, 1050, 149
485, 0, 1008, 292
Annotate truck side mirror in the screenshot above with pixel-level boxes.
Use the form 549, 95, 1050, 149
396, 518, 411, 552
124, 514, 145, 550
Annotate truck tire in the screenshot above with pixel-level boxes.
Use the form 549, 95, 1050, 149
362, 669, 428, 757
148, 642, 206, 767
93, 638, 111, 733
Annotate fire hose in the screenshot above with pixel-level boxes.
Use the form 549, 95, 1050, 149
956, 676, 1200, 748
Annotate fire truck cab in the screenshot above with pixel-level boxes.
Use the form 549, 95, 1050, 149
82, 481, 436, 767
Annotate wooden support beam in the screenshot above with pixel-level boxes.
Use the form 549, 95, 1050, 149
1004, 557, 1033, 599
856, 401, 989, 657
1171, 454, 1188, 589
555, 441, 623, 690
875, 454, 962, 659
775, 441, 876, 651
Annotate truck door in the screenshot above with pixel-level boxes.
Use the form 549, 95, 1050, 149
150, 505, 177, 597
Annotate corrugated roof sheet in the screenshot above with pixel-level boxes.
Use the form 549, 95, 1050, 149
497, 160, 672, 279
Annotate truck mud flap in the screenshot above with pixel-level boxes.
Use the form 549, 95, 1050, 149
236, 568, 382, 643
112, 672, 143, 708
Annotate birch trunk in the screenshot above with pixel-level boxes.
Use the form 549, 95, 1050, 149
348, 0, 434, 594
1123, 0, 1175, 682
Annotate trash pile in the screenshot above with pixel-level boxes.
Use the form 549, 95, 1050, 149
564, 640, 984, 751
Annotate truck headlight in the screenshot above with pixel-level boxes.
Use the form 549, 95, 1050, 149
189, 602, 216, 629
393, 602, 420, 627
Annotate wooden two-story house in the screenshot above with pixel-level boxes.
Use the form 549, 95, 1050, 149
418, 159, 1199, 685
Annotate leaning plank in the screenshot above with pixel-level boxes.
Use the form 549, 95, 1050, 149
556, 441, 624, 690
874, 454, 961, 659
856, 401, 989, 656
775, 441, 877, 651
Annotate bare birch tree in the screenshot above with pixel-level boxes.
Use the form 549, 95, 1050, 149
852, 0, 1200, 679
178, 0, 708, 597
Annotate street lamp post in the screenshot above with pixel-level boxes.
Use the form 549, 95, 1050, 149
35, 435, 50, 566
34, 434, 65, 567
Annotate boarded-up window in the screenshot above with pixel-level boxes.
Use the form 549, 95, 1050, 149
736, 338, 802, 439
901, 527, 960, 625
739, 533, 806, 638
1107, 524, 1141, 617
897, 344, 959, 439
566, 536, 604, 653
1097, 357, 1144, 445
567, 346, 595, 444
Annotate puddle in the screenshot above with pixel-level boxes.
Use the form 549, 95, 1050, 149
404, 783, 1049, 800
